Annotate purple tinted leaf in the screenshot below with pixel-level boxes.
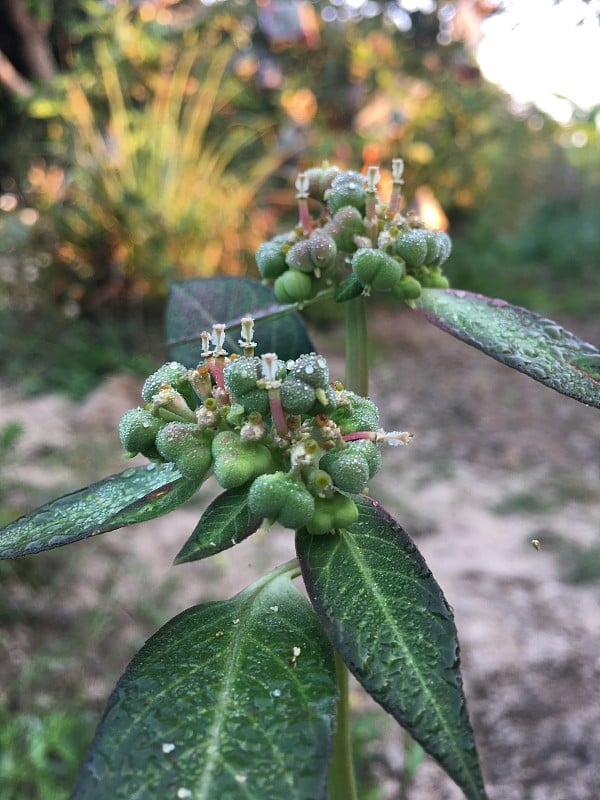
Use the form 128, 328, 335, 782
165, 277, 314, 366
415, 289, 600, 408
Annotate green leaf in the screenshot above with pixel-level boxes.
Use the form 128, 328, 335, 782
0, 463, 199, 559
175, 484, 261, 564
165, 277, 314, 366
334, 273, 363, 303
74, 571, 337, 800
296, 496, 487, 800
415, 288, 600, 408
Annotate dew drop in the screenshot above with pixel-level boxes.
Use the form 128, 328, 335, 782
272, 688, 282, 697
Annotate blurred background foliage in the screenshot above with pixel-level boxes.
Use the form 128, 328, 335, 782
0, 0, 599, 374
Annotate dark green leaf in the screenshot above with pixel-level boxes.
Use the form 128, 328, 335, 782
0, 463, 199, 559
165, 277, 314, 366
415, 288, 600, 408
296, 495, 487, 800
334, 273, 363, 303
175, 484, 261, 564
74, 572, 337, 800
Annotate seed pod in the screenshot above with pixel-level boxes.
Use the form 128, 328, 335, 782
223, 357, 269, 414
391, 275, 422, 301
175, 445, 214, 482
256, 240, 288, 280
421, 270, 450, 289
430, 231, 452, 266
308, 230, 337, 271
278, 480, 316, 529
394, 229, 429, 267
351, 248, 404, 292
155, 422, 201, 462
286, 239, 314, 273
273, 269, 313, 303
320, 448, 370, 494
289, 353, 329, 388
248, 472, 315, 529
326, 171, 366, 215
346, 439, 382, 478
327, 206, 365, 252
306, 493, 359, 535
280, 376, 316, 414
118, 407, 165, 457
305, 165, 341, 201
331, 392, 380, 434
212, 430, 274, 489
141, 362, 190, 404
423, 229, 449, 265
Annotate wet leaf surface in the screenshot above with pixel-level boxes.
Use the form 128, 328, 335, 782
165, 277, 314, 366
73, 573, 337, 800
175, 484, 261, 564
0, 463, 198, 558
415, 289, 600, 409
296, 495, 488, 800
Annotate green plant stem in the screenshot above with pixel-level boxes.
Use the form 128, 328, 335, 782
328, 295, 370, 800
328, 650, 358, 800
344, 295, 369, 396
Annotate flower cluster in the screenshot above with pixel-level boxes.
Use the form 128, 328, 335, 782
118, 318, 411, 534
255, 160, 451, 305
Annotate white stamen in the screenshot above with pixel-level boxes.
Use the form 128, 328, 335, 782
200, 330, 213, 357
392, 158, 404, 182
260, 353, 281, 389
366, 165, 380, 192
375, 429, 413, 446
211, 323, 227, 356
295, 172, 309, 197
238, 316, 256, 350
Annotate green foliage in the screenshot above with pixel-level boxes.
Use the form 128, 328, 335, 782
0, 158, 598, 800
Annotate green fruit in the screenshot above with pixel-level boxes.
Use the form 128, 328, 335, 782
248, 472, 315, 529
346, 439, 382, 478
423, 229, 452, 265
308, 230, 337, 270
422, 270, 450, 289
142, 362, 190, 404
326, 171, 366, 214
331, 392, 380, 434
155, 422, 199, 461
248, 472, 289, 519
224, 357, 261, 396
394, 229, 428, 267
212, 430, 274, 489
391, 275, 422, 301
319, 449, 370, 493
289, 353, 329, 388
286, 240, 314, 273
305, 165, 341, 201
256, 240, 288, 280
431, 231, 452, 266
175, 446, 213, 482
306, 493, 359, 535
118, 407, 165, 456
273, 269, 313, 303
351, 248, 404, 292
280, 376, 316, 414
328, 206, 364, 251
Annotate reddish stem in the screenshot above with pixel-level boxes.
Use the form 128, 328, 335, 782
209, 358, 226, 390
343, 431, 374, 442
268, 389, 289, 437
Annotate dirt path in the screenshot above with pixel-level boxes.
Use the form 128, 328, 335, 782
2, 308, 600, 799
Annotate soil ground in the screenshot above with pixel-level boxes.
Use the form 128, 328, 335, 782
2, 306, 600, 799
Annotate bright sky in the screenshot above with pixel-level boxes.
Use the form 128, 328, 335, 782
476, 0, 600, 122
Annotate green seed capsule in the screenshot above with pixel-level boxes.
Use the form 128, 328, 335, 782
280, 376, 316, 415
306, 493, 359, 535
118, 407, 165, 457
175, 445, 213, 482
273, 269, 313, 303
223, 357, 261, 397
155, 422, 200, 462
430, 231, 452, 266
248, 472, 315, 529
351, 248, 404, 292
141, 362, 189, 404
422, 270, 450, 289
326, 171, 366, 214
423, 230, 446, 265
331, 392, 380, 434
286, 240, 315, 273
394, 229, 429, 267
277, 480, 315, 529
346, 439, 382, 478
256, 240, 288, 280
212, 430, 274, 489
327, 206, 365, 252
308, 230, 337, 270
319, 449, 370, 494
289, 353, 329, 388
305, 165, 341, 201
391, 275, 422, 301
